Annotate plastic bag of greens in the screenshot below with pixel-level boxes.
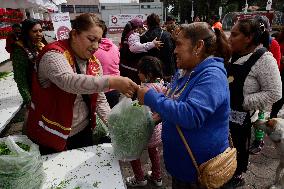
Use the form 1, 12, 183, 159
0, 135, 45, 189
92, 115, 110, 144
108, 97, 155, 161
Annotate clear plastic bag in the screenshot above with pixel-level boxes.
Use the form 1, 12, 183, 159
0, 135, 45, 189
107, 98, 155, 161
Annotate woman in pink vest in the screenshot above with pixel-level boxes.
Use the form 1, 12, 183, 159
26, 13, 138, 155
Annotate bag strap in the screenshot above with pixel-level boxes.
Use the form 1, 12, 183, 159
176, 125, 234, 176
240, 47, 267, 79
176, 125, 200, 175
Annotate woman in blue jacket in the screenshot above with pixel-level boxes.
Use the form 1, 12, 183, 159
137, 22, 232, 188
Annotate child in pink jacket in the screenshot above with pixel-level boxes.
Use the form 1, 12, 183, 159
126, 56, 164, 187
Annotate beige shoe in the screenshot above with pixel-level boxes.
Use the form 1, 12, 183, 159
146, 171, 163, 187
126, 176, 147, 187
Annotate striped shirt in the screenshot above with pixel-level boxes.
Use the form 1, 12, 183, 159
38, 51, 110, 136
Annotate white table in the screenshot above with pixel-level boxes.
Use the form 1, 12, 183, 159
0, 74, 23, 134
42, 144, 126, 189
0, 39, 9, 63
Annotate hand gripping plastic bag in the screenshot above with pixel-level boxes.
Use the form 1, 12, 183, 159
0, 135, 45, 189
107, 98, 155, 161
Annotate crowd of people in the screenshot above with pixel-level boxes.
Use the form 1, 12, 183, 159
5, 12, 284, 188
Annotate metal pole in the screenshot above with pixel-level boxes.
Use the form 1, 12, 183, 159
191, 0, 194, 22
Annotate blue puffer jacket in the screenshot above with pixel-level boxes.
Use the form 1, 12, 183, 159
144, 57, 230, 183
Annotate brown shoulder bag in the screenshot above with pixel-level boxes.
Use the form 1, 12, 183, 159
176, 125, 237, 189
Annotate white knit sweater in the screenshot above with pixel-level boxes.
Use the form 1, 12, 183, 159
232, 47, 282, 111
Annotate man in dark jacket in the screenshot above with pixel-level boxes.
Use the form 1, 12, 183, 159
140, 13, 176, 81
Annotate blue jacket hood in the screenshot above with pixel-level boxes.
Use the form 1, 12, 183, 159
192, 57, 226, 77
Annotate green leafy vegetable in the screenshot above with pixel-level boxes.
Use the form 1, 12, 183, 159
0, 72, 11, 80
132, 102, 142, 107
16, 142, 30, 151
0, 143, 11, 155
108, 99, 154, 161
93, 116, 109, 144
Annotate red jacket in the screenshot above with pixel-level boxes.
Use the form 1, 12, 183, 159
269, 39, 281, 70
26, 40, 99, 152
279, 42, 284, 73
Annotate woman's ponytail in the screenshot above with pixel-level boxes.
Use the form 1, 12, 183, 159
259, 30, 270, 49
213, 28, 232, 64
253, 16, 270, 49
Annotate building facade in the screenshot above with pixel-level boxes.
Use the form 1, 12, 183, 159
61, 0, 100, 20
60, 0, 164, 23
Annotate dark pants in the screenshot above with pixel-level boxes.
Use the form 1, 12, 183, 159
39, 125, 93, 155
172, 177, 204, 189
270, 73, 284, 118
105, 90, 120, 108
229, 121, 251, 175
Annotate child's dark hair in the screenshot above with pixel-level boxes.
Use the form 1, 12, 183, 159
138, 56, 163, 81
100, 20, 107, 38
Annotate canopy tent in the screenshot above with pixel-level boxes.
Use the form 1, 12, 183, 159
0, 0, 66, 11
51, 0, 67, 5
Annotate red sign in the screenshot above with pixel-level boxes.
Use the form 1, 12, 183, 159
56, 26, 70, 40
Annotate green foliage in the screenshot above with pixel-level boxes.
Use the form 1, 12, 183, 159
0, 143, 11, 155
0, 142, 30, 155
15, 142, 30, 152
92, 116, 109, 144
0, 72, 11, 80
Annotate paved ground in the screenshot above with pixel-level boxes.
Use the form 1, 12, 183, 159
1, 60, 281, 189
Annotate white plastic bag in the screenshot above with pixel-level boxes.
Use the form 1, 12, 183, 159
0, 135, 45, 189
108, 98, 155, 161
